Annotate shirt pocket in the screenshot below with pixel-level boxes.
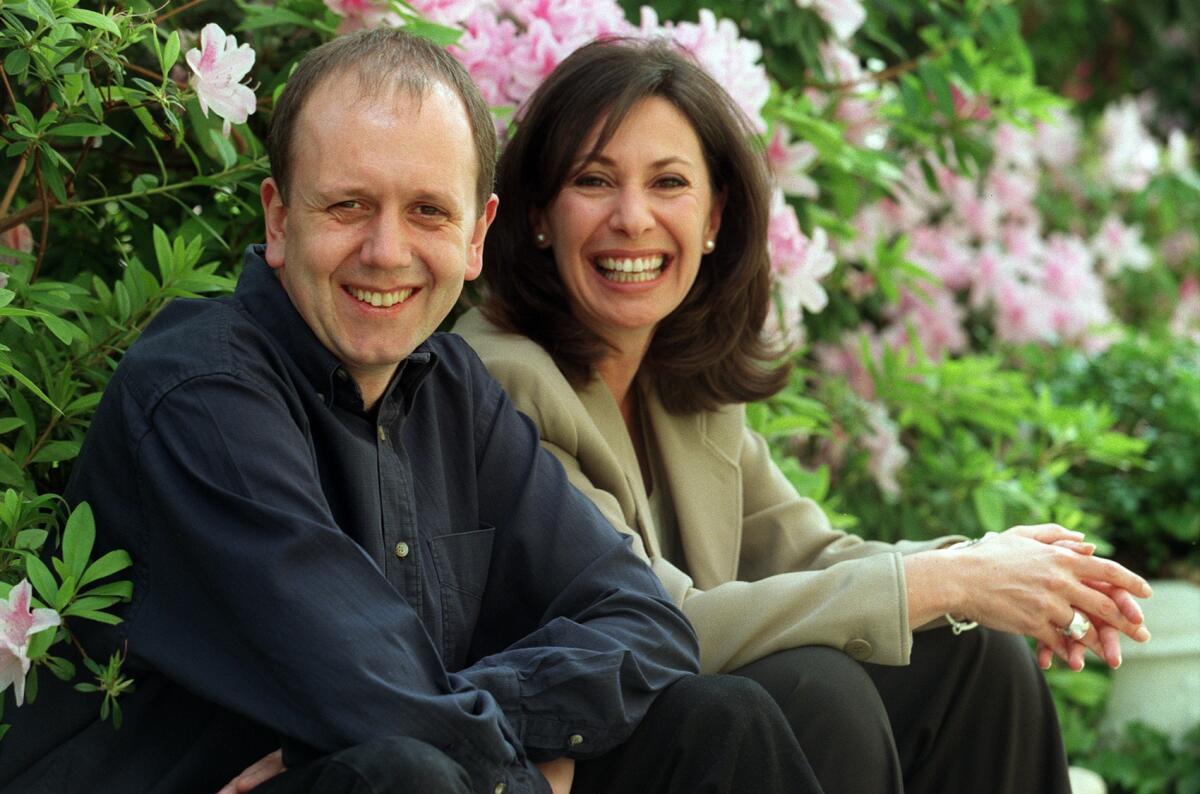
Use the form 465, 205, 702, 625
430, 525, 495, 669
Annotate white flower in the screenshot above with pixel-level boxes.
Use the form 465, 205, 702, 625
0, 580, 62, 706
186, 23, 257, 138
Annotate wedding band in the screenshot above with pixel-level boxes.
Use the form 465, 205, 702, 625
1061, 610, 1091, 640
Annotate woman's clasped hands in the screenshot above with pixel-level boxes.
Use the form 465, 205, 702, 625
936, 524, 1151, 672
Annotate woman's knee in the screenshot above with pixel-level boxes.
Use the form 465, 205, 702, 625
324, 736, 471, 794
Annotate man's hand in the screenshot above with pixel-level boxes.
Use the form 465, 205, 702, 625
216, 749, 285, 794
535, 757, 575, 794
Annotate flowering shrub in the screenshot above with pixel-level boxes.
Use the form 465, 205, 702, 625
0, 2, 1195, 784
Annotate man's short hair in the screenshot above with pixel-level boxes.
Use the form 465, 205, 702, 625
267, 28, 497, 215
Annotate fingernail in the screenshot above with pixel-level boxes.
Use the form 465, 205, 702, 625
1135, 626, 1151, 642
1114, 655, 1121, 669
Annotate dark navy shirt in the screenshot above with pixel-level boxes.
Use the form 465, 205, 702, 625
0, 247, 698, 793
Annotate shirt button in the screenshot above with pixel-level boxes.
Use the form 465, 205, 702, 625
843, 638, 873, 661
568, 733, 584, 747
377, 425, 387, 442
493, 784, 505, 794
394, 541, 410, 559
337, 369, 349, 381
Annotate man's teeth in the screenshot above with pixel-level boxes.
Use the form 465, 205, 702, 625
349, 287, 414, 308
595, 256, 664, 283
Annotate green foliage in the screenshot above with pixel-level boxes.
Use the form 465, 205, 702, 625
1033, 335, 1200, 579
1080, 722, 1200, 794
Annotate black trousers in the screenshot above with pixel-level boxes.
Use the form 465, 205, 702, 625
731, 626, 1071, 794
254, 674, 823, 793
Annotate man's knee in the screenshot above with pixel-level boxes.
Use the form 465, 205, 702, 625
321, 736, 471, 794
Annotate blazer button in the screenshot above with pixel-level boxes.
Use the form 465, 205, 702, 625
843, 638, 873, 661
493, 784, 506, 794
394, 541, 410, 559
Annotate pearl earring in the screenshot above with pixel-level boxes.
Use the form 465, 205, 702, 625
535, 232, 547, 245
703, 239, 715, 253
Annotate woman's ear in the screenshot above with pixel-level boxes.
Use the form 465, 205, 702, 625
529, 208, 551, 248
705, 188, 727, 246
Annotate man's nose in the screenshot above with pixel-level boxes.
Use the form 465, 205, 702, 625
361, 211, 413, 270
608, 187, 655, 237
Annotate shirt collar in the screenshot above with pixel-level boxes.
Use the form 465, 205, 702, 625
235, 244, 438, 414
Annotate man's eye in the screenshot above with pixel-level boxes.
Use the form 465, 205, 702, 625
416, 205, 446, 217
332, 200, 361, 211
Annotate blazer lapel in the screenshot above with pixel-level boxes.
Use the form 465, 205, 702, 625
577, 378, 664, 560
645, 389, 742, 586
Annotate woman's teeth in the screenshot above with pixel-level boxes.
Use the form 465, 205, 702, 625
349, 287, 414, 308
595, 256, 664, 283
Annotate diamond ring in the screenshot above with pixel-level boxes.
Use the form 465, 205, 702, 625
1061, 610, 1091, 640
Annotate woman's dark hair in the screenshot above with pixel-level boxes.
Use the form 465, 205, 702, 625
481, 38, 790, 413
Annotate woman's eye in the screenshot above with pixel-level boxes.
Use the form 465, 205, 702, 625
573, 174, 608, 188
656, 175, 687, 189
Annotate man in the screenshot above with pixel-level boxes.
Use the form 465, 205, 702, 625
0, 29, 818, 794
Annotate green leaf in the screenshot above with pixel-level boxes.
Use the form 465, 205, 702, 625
971, 485, 1005, 534
62, 502, 95, 584
79, 550, 132, 588
69, 610, 123, 625
44, 655, 76, 682
162, 31, 181, 73
49, 122, 112, 138
4, 49, 29, 77
61, 7, 121, 36
22, 553, 58, 607
0, 417, 24, 434
63, 596, 122, 615
15, 529, 48, 550
399, 16, 463, 47
152, 225, 173, 280
30, 440, 81, 464
23, 666, 37, 704
39, 314, 83, 345
77, 580, 133, 600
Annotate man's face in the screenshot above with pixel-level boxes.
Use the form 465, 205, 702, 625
261, 73, 497, 404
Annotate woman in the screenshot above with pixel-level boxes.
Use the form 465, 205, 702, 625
454, 38, 1152, 792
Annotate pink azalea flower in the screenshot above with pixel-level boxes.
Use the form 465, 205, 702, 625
0, 580, 62, 706
814, 326, 881, 399
862, 402, 907, 499
451, 9, 521, 107
796, 0, 866, 41
1169, 276, 1200, 343
766, 127, 819, 199
408, 0, 475, 26
908, 225, 973, 290
1033, 108, 1081, 171
185, 23, 257, 137
324, 0, 402, 32
1099, 98, 1160, 192
768, 190, 836, 312
1091, 214, 1152, 276
0, 223, 34, 268
647, 8, 770, 132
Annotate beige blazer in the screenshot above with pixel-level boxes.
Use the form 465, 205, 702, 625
455, 309, 958, 673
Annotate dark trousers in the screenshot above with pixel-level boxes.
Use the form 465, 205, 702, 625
253, 674, 823, 793
731, 626, 1071, 794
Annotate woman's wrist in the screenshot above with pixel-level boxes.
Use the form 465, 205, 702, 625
903, 550, 971, 629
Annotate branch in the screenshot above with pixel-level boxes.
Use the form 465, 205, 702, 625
0, 151, 28, 217
0, 157, 267, 235
31, 155, 50, 282
124, 62, 187, 90
0, 68, 15, 131
156, 0, 208, 24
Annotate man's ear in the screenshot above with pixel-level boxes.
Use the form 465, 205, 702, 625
465, 193, 499, 282
260, 177, 288, 270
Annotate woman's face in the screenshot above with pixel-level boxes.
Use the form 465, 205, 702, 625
535, 96, 723, 355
